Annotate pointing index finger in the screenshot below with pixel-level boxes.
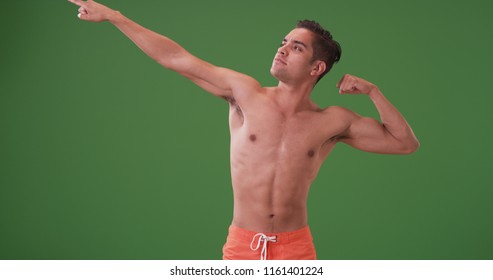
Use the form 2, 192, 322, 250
68, 0, 85, 7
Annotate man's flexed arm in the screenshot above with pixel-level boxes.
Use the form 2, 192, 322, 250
335, 74, 420, 154
68, 0, 258, 98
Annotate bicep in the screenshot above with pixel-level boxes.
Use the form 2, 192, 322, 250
339, 115, 409, 154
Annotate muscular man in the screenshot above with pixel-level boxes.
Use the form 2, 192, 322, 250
69, 0, 420, 260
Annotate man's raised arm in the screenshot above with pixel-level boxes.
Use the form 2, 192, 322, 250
335, 74, 420, 155
68, 0, 259, 98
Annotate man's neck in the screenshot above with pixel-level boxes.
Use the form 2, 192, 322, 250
270, 81, 316, 115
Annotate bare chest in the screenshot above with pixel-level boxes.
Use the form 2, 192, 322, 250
228, 97, 346, 159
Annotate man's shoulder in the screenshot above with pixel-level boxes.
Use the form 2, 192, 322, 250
230, 72, 263, 93
321, 105, 355, 116
319, 106, 362, 126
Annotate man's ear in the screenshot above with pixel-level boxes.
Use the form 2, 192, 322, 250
310, 61, 326, 77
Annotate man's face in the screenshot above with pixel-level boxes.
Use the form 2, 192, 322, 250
270, 28, 316, 83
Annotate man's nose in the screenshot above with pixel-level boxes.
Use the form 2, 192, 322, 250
278, 45, 288, 56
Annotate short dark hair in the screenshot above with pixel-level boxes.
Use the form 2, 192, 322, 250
296, 20, 342, 83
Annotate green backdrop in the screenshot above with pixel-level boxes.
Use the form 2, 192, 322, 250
1, 0, 492, 260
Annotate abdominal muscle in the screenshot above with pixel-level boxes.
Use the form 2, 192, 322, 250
228, 119, 335, 233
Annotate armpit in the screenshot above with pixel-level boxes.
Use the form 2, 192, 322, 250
223, 96, 244, 120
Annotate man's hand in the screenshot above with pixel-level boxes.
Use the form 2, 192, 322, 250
336, 74, 377, 95
68, 0, 116, 22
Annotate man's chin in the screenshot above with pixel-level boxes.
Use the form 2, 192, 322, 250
270, 68, 283, 81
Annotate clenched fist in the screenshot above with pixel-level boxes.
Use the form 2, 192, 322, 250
336, 74, 377, 95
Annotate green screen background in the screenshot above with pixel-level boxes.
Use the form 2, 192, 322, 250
1, 0, 492, 259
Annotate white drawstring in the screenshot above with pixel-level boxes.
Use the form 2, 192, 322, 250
250, 233, 277, 260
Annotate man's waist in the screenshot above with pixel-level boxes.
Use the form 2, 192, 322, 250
227, 224, 313, 245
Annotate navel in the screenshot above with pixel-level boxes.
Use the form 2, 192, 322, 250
307, 149, 315, 157
249, 134, 257, 142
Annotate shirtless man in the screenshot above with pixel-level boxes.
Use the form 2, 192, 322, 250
69, 0, 420, 260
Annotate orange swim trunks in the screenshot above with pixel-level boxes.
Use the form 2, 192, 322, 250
222, 225, 317, 260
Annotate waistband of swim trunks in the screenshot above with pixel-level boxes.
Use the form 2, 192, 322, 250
228, 225, 312, 245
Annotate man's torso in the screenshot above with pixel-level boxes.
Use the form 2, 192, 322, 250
226, 86, 350, 232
